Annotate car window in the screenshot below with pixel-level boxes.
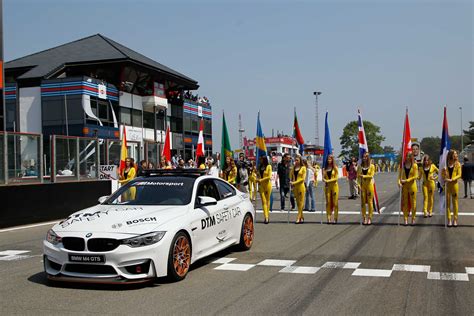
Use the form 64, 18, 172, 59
105, 176, 195, 205
196, 180, 220, 201
215, 180, 236, 200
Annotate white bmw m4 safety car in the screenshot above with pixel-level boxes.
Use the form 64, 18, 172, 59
43, 169, 255, 284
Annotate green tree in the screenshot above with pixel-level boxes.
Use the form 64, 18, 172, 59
383, 145, 396, 155
339, 120, 385, 158
463, 121, 474, 143
419, 135, 469, 165
420, 137, 440, 164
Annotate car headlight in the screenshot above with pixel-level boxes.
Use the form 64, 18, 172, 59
46, 229, 62, 245
121, 231, 166, 248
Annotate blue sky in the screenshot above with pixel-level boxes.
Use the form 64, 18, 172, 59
4, 0, 473, 153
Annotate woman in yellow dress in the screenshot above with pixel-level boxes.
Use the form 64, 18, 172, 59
419, 155, 438, 218
221, 156, 237, 185
119, 157, 136, 201
442, 150, 462, 227
323, 154, 339, 224
248, 161, 257, 201
257, 156, 272, 224
357, 152, 376, 225
290, 155, 307, 224
398, 152, 418, 225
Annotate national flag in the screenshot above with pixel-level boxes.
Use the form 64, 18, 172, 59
322, 111, 333, 169
400, 108, 412, 166
256, 111, 267, 167
119, 126, 128, 175
438, 106, 450, 214
293, 108, 305, 154
220, 112, 232, 169
196, 118, 205, 160
162, 126, 171, 162
357, 109, 380, 213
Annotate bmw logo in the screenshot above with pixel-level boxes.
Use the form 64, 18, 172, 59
86, 233, 93, 238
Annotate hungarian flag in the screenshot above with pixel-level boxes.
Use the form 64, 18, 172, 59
401, 108, 412, 167
162, 126, 171, 162
357, 109, 380, 213
119, 126, 128, 175
293, 108, 305, 154
220, 112, 232, 169
196, 118, 205, 160
438, 106, 450, 214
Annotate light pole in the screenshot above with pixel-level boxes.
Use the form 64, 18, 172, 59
313, 91, 322, 146
459, 106, 463, 151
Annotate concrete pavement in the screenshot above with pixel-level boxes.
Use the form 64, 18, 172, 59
0, 173, 473, 315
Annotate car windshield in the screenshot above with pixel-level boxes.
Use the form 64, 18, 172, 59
104, 176, 196, 206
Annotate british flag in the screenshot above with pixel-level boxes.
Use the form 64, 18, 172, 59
358, 109, 380, 213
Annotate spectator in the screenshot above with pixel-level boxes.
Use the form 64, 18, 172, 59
137, 160, 147, 177
348, 157, 359, 199
462, 156, 473, 198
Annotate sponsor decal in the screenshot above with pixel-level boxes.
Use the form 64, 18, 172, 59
111, 223, 123, 229
126, 217, 158, 226
135, 181, 184, 187
201, 207, 242, 230
216, 230, 227, 242
59, 207, 144, 228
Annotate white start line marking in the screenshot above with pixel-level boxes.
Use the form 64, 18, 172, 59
212, 258, 472, 282
0, 250, 33, 261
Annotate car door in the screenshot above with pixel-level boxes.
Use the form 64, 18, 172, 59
191, 179, 223, 257
213, 179, 242, 243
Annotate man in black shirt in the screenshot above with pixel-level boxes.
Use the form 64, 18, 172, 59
276, 153, 295, 210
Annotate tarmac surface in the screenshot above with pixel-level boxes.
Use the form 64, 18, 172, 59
0, 173, 473, 315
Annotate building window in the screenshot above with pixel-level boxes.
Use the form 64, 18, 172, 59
132, 109, 142, 127
204, 120, 212, 134
184, 117, 191, 131
120, 108, 132, 125
191, 119, 198, 132
98, 100, 109, 121
143, 111, 154, 129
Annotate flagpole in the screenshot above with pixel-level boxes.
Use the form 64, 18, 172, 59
398, 107, 408, 226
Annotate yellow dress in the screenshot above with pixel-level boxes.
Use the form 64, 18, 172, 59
258, 165, 272, 221
442, 162, 462, 221
323, 167, 339, 222
419, 164, 439, 216
290, 166, 307, 222
398, 164, 418, 220
119, 167, 136, 201
357, 164, 375, 220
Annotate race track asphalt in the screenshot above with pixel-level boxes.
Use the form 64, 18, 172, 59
0, 173, 473, 315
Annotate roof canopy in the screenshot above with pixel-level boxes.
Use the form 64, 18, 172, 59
5, 34, 198, 89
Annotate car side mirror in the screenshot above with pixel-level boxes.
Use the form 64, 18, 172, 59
197, 196, 217, 207
98, 195, 109, 204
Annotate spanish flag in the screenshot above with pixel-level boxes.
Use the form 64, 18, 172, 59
256, 111, 267, 167
119, 126, 128, 175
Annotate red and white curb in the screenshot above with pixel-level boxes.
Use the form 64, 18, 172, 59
211, 258, 474, 282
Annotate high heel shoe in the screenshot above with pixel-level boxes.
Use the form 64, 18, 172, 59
367, 218, 372, 225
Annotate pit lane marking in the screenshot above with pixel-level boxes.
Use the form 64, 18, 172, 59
0, 250, 33, 261
211, 258, 472, 282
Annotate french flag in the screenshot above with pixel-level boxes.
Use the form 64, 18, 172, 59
438, 106, 450, 214
358, 109, 380, 213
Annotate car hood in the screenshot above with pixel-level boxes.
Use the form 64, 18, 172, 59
52, 204, 189, 234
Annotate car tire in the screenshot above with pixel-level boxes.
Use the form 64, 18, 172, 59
167, 231, 192, 282
238, 213, 254, 251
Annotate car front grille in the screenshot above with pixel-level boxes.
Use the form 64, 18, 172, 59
64, 264, 117, 275
62, 237, 85, 251
87, 238, 120, 252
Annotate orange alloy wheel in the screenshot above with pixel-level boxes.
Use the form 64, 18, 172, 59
173, 236, 191, 277
243, 216, 254, 248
